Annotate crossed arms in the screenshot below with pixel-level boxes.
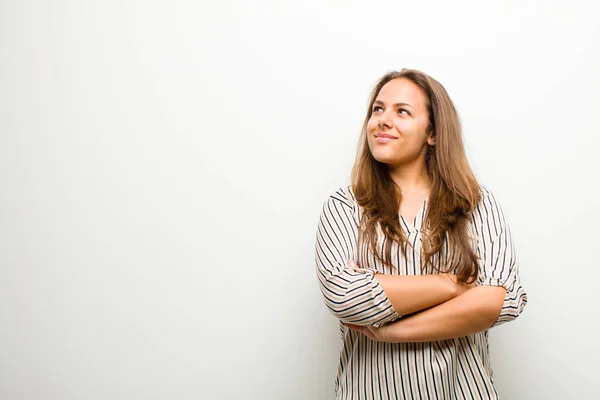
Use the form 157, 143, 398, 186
315, 189, 527, 343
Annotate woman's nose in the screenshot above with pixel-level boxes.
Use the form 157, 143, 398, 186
377, 114, 392, 128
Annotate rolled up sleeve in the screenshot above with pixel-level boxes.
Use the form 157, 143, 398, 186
315, 188, 401, 327
473, 188, 528, 327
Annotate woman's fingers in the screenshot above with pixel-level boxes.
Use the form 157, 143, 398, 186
346, 324, 370, 338
346, 323, 383, 342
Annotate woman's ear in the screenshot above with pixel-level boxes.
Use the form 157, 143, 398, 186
427, 132, 436, 146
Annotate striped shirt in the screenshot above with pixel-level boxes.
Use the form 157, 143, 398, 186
315, 185, 527, 399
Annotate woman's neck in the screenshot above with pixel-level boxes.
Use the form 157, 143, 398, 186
388, 163, 430, 191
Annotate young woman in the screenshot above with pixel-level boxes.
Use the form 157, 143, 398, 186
315, 69, 527, 399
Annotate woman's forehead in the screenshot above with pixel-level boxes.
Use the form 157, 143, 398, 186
377, 79, 427, 110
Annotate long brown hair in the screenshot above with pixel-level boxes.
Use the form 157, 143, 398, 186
351, 69, 481, 283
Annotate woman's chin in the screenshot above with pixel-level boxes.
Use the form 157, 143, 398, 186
371, 152, 399, 165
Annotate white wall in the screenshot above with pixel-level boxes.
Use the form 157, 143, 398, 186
1, 1, 599, 399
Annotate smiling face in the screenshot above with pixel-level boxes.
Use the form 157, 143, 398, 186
366, 78, 436, 168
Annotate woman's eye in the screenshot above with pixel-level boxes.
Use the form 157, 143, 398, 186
398, 109, 409, 115
373, 106, 382, 112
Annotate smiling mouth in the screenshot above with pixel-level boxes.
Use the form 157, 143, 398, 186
374, 133, 398, 139
375, 136, 396, 144
375, 136, 398, 142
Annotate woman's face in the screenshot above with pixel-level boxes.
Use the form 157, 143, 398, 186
366, 78, 435, 167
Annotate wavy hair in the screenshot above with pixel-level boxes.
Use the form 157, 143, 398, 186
351, 69, 481, 283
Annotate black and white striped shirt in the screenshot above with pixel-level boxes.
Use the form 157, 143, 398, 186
315, 185, 527, 399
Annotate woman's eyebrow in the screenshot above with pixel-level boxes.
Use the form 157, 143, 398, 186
373, 100, 414, 109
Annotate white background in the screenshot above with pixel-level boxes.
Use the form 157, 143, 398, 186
1, 1, 599, 399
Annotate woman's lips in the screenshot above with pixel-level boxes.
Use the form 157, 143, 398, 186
375, 133, 397, 143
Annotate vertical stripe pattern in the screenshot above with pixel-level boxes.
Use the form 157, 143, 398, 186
315, 185, 527, 399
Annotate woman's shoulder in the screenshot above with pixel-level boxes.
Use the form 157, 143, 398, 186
474, 183, 503, 210
478, 183, 495, 196
470, 183, 508, 230
323, 185, 356, 207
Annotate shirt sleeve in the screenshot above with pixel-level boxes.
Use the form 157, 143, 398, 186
315, 187, 401, 327
472, 187, 528, 327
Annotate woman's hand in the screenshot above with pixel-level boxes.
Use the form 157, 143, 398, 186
442, 273, 477, 296
345, 323, 394, 343
347, 259, 362, 271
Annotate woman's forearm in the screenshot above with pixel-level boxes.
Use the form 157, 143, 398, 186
374, 273, 472, 316
386, 285, 506, 342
